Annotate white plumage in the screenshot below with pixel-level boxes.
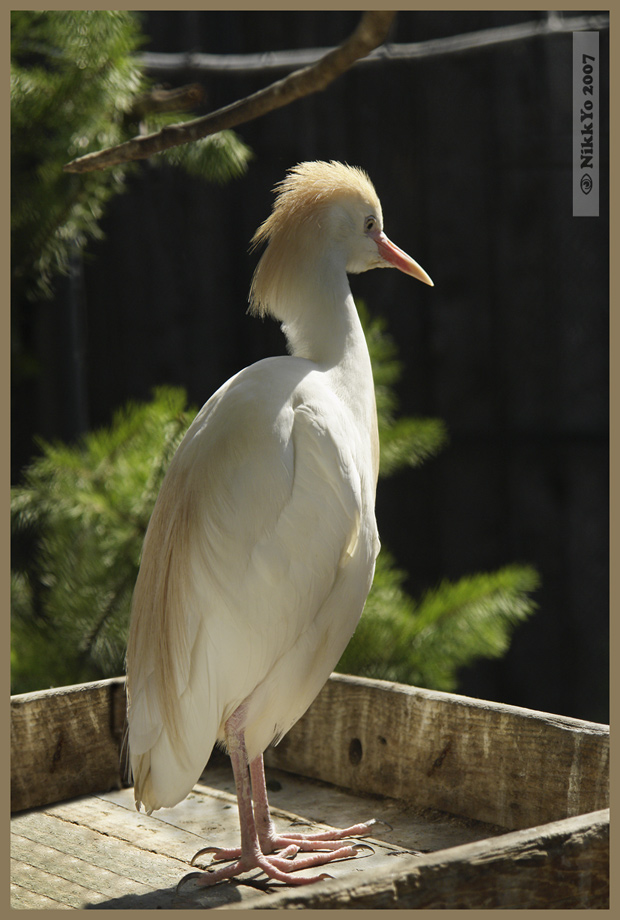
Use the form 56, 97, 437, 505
126, 161, 432, 887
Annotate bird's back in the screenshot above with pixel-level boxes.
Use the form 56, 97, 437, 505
126, 354, 379, 813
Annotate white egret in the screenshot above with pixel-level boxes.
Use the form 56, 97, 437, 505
126, 161, 433, 887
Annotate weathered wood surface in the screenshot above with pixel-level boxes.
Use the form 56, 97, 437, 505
266, 674, 609, 831
11, 678, 127, 813
10, 766, 608, 910
243, 809, 610, 910
11, 673, 609, 831
10, 675, 609, 908
11, 763, 502, 909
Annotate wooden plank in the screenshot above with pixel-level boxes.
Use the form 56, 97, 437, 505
11, 677, 127, 813
10, 676, 609, 909
198, 762, 506, 853
11, 770, 425, 910
10, 882, 73, 910
232, 809, 609, 910
11, 833, 159, 903
12, 810, 188, 890
10, 774, 608, 910
266, 674, 609, 830
10, 795, 256, 910
12, 673, 609, 832
11, 851, 111, 909
10, 763, 504, 910
41, 794, 208, 864
93, 762, 504, 856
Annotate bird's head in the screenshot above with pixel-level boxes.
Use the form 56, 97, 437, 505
249, 161, 432, 318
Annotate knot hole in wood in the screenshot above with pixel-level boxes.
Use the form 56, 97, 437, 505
349, 737, 362, 765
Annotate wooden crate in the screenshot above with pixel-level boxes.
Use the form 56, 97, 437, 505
11, 674, 608, 909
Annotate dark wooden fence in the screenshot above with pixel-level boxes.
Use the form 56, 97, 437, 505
12, 12, 609, 722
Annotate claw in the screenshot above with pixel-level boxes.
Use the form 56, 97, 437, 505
176, 870, 212, 895
352, 842, 375, 856
368, 817, 393, 833
190, 846, 219, 866
190, 844, 246, 866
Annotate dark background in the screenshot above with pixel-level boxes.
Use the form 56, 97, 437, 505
13, 11, 609, 722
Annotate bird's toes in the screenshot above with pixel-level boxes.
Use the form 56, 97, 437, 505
177, 843, 365, 892
274, 817, 378, 846
190, 844, 242, 866
275, 835, 352, 852
277, 844, 301, 859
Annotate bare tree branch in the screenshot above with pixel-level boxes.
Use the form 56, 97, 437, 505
127, 84, 206, 120
63, 11, 396, 175
138, 13, 609, 77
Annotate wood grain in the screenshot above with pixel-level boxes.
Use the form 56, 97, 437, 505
11, 678, 127, 812
10, 676, 609, 908
265, 673, 609, 831
12, 673, 609, 831
239, 809, 609, 910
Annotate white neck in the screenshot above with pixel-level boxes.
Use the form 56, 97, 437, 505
276, 255, 379, 481
279, 257, 353, 362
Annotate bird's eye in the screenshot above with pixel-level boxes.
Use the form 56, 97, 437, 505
365, 216, 377, 233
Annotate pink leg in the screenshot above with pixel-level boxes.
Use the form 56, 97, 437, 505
182, 708, 365, 890
250, 755, 375, 853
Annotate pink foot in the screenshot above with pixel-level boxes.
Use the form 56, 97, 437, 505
191, 818, 376, 864
180, 843, 362, 890
178, 736, 376, 892
275, 818, 377, 849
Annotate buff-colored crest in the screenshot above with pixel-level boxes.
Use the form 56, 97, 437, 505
249, 161, 382, 317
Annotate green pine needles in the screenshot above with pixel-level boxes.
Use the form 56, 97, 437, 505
11, 309, 538, 694
339, 551, 539, 691
11, 389, 195, 689
11, 10, 252, 304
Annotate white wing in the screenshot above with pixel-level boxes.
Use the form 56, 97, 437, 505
126, 357, 379, 812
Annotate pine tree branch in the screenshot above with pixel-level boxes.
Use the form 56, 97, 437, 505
63, 11, 396, 175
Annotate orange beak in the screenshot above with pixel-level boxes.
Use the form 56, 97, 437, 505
371, 230, 434, 286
